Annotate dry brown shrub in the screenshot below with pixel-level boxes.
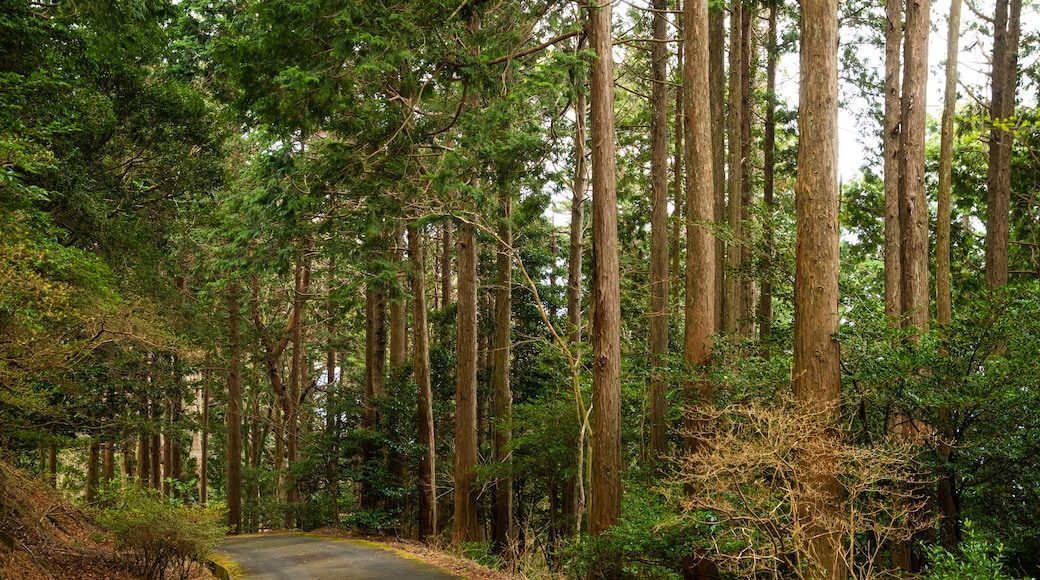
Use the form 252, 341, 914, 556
673, 399, 934, 579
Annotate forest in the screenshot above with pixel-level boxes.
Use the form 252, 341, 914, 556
1, 0, 1039, 577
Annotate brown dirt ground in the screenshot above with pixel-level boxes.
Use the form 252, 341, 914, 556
0, 461, 211, 580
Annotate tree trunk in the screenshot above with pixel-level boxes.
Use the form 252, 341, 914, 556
793, 0, 846, 574
163, 398, 173, 497
478, 314, 490, 451
363, 277, 387, 510
441, 220, 454, 308
272, 401, 284, 504
936, 0, 963, 552
150, 409, 161, 490
682, 0, 720, 575
587, 0, 622, 545
325, 260, 339, 526
723, 0, 744, 333
200, 368, 210, 504
454, 219, 481, 544
759, 1, 778, 350
709, 1, 726, 332
899, 0, 930, 332
409, 224, 437, 541
565, 64, 588, 538
986, 0, 1022, 289
227, 280, 243, 534
169, 392, 183, 495
936, 0, 960, 325
250, 272, 293, 506
102, 441, 115, 483
286, 251, 310, 527
683, 0, 717, 420
390, 221, 408, 370
492, 186, 514, 554
48, 444, 57, 488
737, 2, 755, 337
85, 440, 100, 503
649, 0, 671, 462
122, 438, 133, 479
137, 426, 149, 488
569, 90, 587, 351
672, 11, 685, 308
884, 0, 904, 321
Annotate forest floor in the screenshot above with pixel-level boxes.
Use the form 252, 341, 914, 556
0, 461, 513, 580
0, 460, 182, 580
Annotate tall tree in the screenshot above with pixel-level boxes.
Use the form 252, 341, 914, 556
200, 368, 211, 504
683, 0, 720, 574
648, 0, 671, 460
986, 0, 1023, 289
390, 222, 408, 370
587, 0, 622, 542
937, 0, 961, 325
569, 68, 587, 351
793, 0, 845, 573
672, 10, 685, 307
86, 440, 100, 503
285, 251, 310, 526
898, 0, 930, 331
454, 218, 481, 543
441, 221, 454, 309
758, 0, 778, 347
709, 1, 727, 332
453, 5, 483, 545
492, 185, 514, 552
724, 0, 745, 333
737, 1, 755, 338
227, 280, 243, 534
363, 277, 387, 509
883, 0, 903, 321
564, 51, 588, 537
935, 0, 962, 551
408, 224, 437, 541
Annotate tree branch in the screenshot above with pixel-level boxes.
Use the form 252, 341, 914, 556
484, 30, 582, 66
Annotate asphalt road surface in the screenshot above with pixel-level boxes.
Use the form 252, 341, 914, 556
215, 533, 462, 579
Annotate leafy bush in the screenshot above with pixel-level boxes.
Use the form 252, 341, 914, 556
922, 521, 1014, 580
96, 480, 226, 580
457, 541, 505, 570
340, 506, 400, 531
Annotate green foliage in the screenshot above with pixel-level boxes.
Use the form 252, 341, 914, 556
923, 522, 1013, 580
457, 541, 505, 570
0, 0, 225, 453
96, 480, 227, 580
567, 477, 698, 579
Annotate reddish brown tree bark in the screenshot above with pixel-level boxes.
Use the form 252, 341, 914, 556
683, 0, 720, 575
986, 0, 1022, 289
884, 0, 903, 321
227, 280, 243, 534
793, 0, 846, 573
649, 0, 671, 461
454, 219, 480, 544
492, 186, 514, 553
724, 0, 744, 333
899, 0, 931, 332
409, 224, 437, 541
587, 0, 622, 544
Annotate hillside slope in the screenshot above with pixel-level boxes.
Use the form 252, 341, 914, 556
0, 460, 138, 579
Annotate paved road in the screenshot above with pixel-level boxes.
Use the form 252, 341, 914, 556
215, 533, 461, 579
